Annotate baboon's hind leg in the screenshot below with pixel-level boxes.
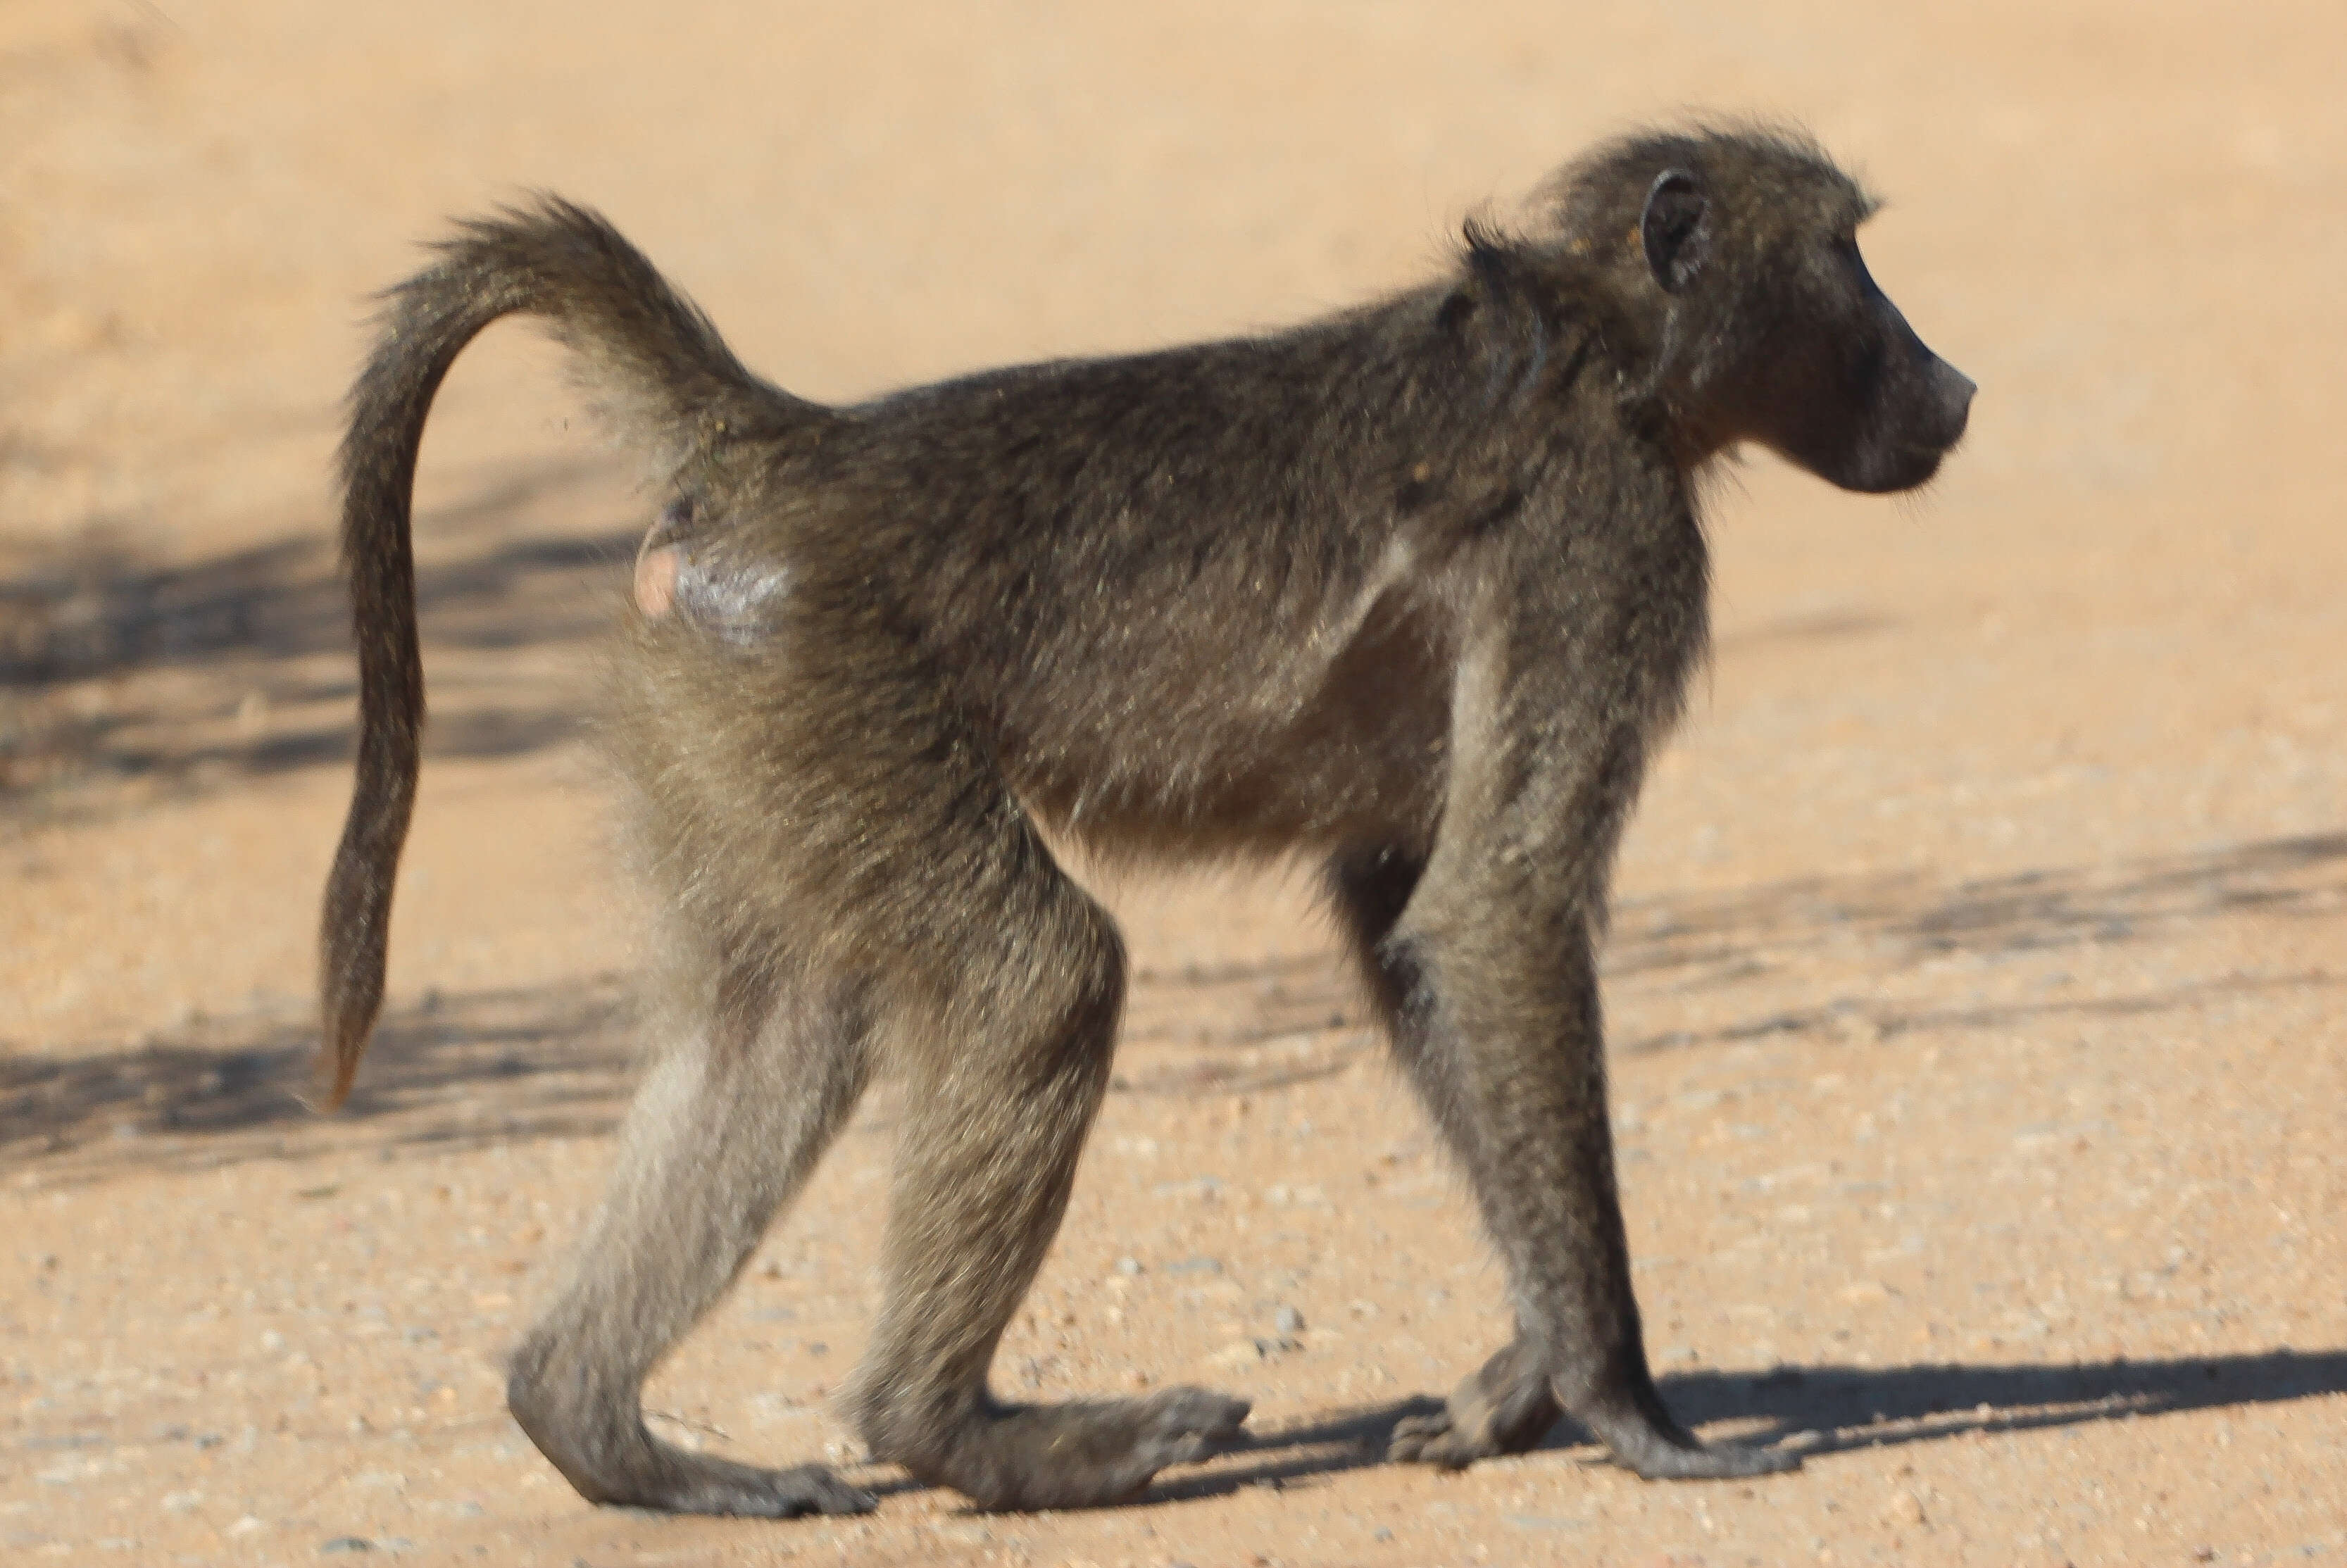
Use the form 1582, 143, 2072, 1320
508, 974, 877, 1517
846, 821, 1248, 1510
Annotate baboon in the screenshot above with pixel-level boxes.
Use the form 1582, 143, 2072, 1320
320, 125, 1972, 1516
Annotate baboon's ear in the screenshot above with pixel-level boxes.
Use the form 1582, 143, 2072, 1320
1639, 169, 1709, 294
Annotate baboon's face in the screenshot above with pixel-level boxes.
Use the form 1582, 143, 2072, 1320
1589, 137, 1974, 494
1712, 223, 1975, 494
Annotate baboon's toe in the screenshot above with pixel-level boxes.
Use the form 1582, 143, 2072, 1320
1388, 1409, 1485, 1469
1134, 1386, 1252, 1467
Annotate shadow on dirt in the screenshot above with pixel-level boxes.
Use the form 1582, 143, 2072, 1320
1110, 829, 2347, 1066
1663, 1348, 2347, 1455
0, 454, 641, 807
6, 829, 2341, 1184
1153, 1347, 2347, 1500
1, 978, 641, 1181
1606, 829, 2347, 1052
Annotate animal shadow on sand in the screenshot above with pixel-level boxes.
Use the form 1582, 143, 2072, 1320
6, 829, 2342, 1181
1146, 1347, 2347, 1503
5, 830, 2341, 1179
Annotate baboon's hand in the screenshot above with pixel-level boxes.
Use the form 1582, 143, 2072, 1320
1388, 1339, 1561, 1468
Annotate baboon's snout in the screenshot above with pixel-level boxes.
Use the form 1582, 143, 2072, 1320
1924, 354, 1975, 452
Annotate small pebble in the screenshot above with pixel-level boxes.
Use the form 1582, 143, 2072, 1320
1274, 1305, 1305, 1336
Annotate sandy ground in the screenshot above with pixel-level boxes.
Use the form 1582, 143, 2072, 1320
4, 2, 2345, 1564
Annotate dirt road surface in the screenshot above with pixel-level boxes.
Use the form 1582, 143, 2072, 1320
4, 3, 2343, 1563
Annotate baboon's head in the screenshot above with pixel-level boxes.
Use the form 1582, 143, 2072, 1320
1551, 127, 1974, 493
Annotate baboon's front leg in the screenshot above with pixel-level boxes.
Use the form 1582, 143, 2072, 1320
1334, 837, 1795, 1481
1328, 852, 1563, 1467
1410, 912, 1786, 1476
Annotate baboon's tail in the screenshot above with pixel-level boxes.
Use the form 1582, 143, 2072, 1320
320, 196, 803, 1110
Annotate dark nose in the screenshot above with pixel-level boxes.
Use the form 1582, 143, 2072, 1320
1928, 356, 1975, 448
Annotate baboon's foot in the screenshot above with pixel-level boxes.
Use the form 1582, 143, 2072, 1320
1389, 1338, 1561, 1468
877, 1386, 1251, 1511
508, 1349, 876, 1517
589, 1446, 876, 1517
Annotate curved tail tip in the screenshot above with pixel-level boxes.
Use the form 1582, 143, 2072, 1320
316, 1022, 368, 1113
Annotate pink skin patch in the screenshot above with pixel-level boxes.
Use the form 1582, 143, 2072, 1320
634, 544, 680, 617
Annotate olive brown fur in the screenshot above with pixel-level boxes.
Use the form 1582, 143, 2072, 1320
319, 123, 1972, 1517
